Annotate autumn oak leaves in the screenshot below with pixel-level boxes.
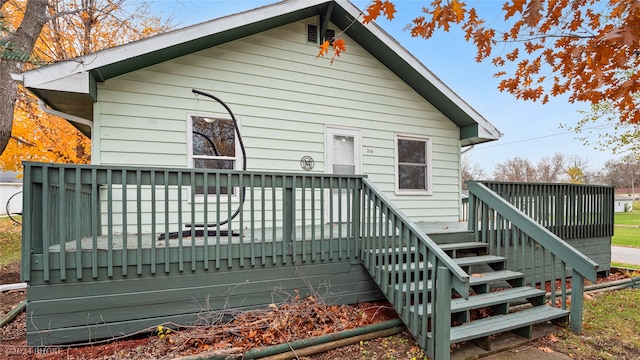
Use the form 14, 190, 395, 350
316, 0, 395, 64
317, 0, 640, 127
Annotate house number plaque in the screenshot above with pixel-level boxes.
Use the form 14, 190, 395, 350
300, 156, 314, 171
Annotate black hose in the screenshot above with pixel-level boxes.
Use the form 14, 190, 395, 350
191, 89, 246, 228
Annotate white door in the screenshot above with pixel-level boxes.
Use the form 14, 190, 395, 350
325, 127, 361, 222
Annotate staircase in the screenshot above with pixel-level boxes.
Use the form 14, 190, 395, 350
359, 178, 599, 360
370, 236, 570, 355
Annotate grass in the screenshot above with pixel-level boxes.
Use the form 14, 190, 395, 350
0, 216, 22, 266
614, 209, 640, 226
548, 288, 640, 359
611, 262, 640, 271
612, 226, 640, 247
612, 200, 640, 248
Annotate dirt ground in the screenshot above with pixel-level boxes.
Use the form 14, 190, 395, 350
1, 260, 425, 359
0, 261, 633, 359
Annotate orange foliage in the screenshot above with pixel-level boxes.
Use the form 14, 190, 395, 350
363, 0, 396, 24
318, 0, 395, 64
316, 37, 347, 65
1, 0, 171, 172
0, 91, 91, 172
350, 0, 640, 125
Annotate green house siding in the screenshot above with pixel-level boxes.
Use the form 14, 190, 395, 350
93, 18, 462, 230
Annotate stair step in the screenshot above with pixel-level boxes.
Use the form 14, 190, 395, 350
396, 270, 524, 293
469, 270, 524, 286
454, 255, 506, 267
380, 255, 506, 273
411, 286, 545, 316
439, 242, 488, 252
367, 242, 487, 256
449, 306, 569, 344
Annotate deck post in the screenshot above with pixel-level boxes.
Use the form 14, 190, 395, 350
21, 163, 34, 282
569, 273, 585, 334
434, 266, 452, 360
351, 183, 361, 257
283, 181, 293, 258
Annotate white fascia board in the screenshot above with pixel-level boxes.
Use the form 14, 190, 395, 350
20, 0, 328, 88
335, 0, 501, 141
477, 121, 503, 141
28, 72, 92, 94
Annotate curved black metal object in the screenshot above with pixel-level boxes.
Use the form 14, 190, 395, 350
192, 89, 247, 170
159, 90, 247, 241
5, 190, 22, 225
191, 89, 246, 226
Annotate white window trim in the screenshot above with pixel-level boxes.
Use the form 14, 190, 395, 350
186, 112, 242, 203
394, 133, 433, 196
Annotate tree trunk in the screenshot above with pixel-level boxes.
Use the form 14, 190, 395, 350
0, 0, 48, 155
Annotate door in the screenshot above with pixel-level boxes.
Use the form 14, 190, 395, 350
325, 127, 361, 222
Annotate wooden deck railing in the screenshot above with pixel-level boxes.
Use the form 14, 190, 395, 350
360, 179, 469, 359
467, 181, 602, 334
22, 162, 366, 283
21, 163, 606, 357
478, 181, 614, 239
21, 162, 469, 359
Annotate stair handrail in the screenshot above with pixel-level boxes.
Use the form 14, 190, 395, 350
361, 178, 469, 359
467, 182, 598, 282
362, 178, 471, 294
467, 181, 598, 334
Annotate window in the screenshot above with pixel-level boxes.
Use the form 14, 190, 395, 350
395, 134, 432, 194
188, 114, 240, 195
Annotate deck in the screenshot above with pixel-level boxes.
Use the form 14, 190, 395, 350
21, 163, 614, 358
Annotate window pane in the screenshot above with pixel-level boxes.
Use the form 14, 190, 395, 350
193, 159, 234, 195
398, 165, 426, 190
192, 117, 235, 157
398, 139, 425, 164
333, 164, 355, 174
194, 158, 235, 170
332, 135, 354, 166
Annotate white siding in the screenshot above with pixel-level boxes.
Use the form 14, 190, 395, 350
0, 183, 22, 215
95, 18, 462, 225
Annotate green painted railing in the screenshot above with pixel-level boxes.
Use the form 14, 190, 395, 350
21, 162, 469, 360
467, 181, 601, 334
479, 181, 614, 239
461, 196, 469, 221
360, 179, 469, 359
21, 162, 365, 283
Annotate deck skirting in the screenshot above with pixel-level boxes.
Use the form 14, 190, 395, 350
25, 257, 383, 346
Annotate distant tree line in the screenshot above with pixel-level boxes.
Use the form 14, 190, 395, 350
462, 153, 640, 191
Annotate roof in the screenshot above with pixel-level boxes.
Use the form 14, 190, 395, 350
0, 171, 21, 183
615, 188, 639, 194
16, 0, 501, 146
615, 194, 633, 201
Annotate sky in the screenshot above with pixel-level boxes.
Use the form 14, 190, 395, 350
146, 0, 620, 176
